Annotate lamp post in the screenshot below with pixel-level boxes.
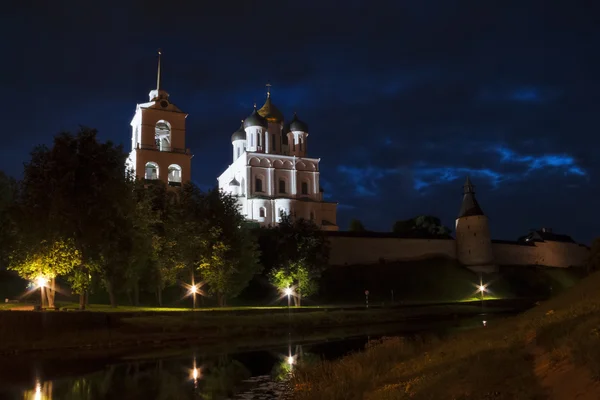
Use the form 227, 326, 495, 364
36, 277, 48, 309
285, 287, 292, 316
478, 284, 485, 310
190, 284, 197, 310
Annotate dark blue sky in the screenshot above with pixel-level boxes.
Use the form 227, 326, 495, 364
2, 1, 599, 243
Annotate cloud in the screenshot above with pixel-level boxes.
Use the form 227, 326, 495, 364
493, 146, 587, 176
336, 165, 401, 197
336, 144, 587, 197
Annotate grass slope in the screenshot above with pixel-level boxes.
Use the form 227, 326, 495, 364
291, 270, 600, 400
319, 258, 585, 305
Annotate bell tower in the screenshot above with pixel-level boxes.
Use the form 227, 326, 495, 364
127, 50, 192, 187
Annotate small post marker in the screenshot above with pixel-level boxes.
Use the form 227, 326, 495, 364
365, 290, 369, 309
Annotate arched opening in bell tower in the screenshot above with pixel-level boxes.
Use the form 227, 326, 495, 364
155, 120, 171, 151
145, 162, 159, 180
168, 164, 182, 186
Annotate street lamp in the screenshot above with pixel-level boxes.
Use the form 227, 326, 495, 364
190, 285, 197, 309
284, 287, 292, 311
35, 276, 48, 309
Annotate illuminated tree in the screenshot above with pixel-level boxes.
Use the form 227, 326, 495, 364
15, 127, 135, 309
268, 214, 330, 306
8, 239, 81, 308
197, 189, 261, 307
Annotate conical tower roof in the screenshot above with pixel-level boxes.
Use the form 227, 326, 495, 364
458, 177, 485, 218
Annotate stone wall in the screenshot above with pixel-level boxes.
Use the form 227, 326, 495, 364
327, 234, 589, 268
327, 234, 456, 266
492, 241, 589, 268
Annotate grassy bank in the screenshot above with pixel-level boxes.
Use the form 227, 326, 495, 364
319, 259, 586, 305
291, 271, 600, 399
0, 301, 524, 355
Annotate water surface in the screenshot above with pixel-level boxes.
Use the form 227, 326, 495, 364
0, 313, 508, 399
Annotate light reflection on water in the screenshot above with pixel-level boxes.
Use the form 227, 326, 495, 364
6, 314, 506, 400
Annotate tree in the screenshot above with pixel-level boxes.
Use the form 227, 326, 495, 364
167, 182, 208, 305
348, 219, 367, 232
392, 215, 452, 238
8, 239, 81, 308
14, 127, 137, 309
268, 214, 330, 305
197, 189, 262, 306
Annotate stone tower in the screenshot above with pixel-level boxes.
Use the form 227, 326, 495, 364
455, 177, 495, 272
127, 51, 192, 187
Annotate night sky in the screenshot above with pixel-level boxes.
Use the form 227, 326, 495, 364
2, 1, 599, 243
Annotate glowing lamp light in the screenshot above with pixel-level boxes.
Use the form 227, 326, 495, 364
193, 368, 199, 380
287, 356, 294, 365
34, 382, 42, 400
284, 287, 292, 296
190, 285, 198, 294
478, 285, 485, 293
36, 277, 48, 288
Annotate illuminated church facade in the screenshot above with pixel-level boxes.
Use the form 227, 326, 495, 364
217, 87, 338, 230
126, 53, 337, 230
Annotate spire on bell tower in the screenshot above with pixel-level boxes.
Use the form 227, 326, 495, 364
156, 49, 162, 91
148, 49, 169, 102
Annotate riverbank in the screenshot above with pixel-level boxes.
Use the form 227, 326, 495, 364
291, 271, 600, 399
0, 300, 531, 356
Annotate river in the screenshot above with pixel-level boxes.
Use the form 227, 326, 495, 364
0, 311, 512, 399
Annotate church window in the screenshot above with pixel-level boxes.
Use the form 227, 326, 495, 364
167, 164, 182, 186
301, 182, 309, 195
299, 139, 303, 152
155, 120, 171, 151
250, 134, 254, 147
258, 131, 261, 147
279, 179, 286, 194
272, 134, 276, 151
259, 207, 266, 218
145, 162, 159, 180
255, 177, 263, 192
237, 147, 241, 159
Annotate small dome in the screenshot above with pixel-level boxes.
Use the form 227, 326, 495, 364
229, 178, 240, 186
231, 122, 246, 142
290, 113, 309, 132
243, 107, 268, 129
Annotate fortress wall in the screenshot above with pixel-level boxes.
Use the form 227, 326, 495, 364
492, 243, 542, 265
533, 241, 589, 268
492, 242, 589, 268
328, 236, 457, 266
